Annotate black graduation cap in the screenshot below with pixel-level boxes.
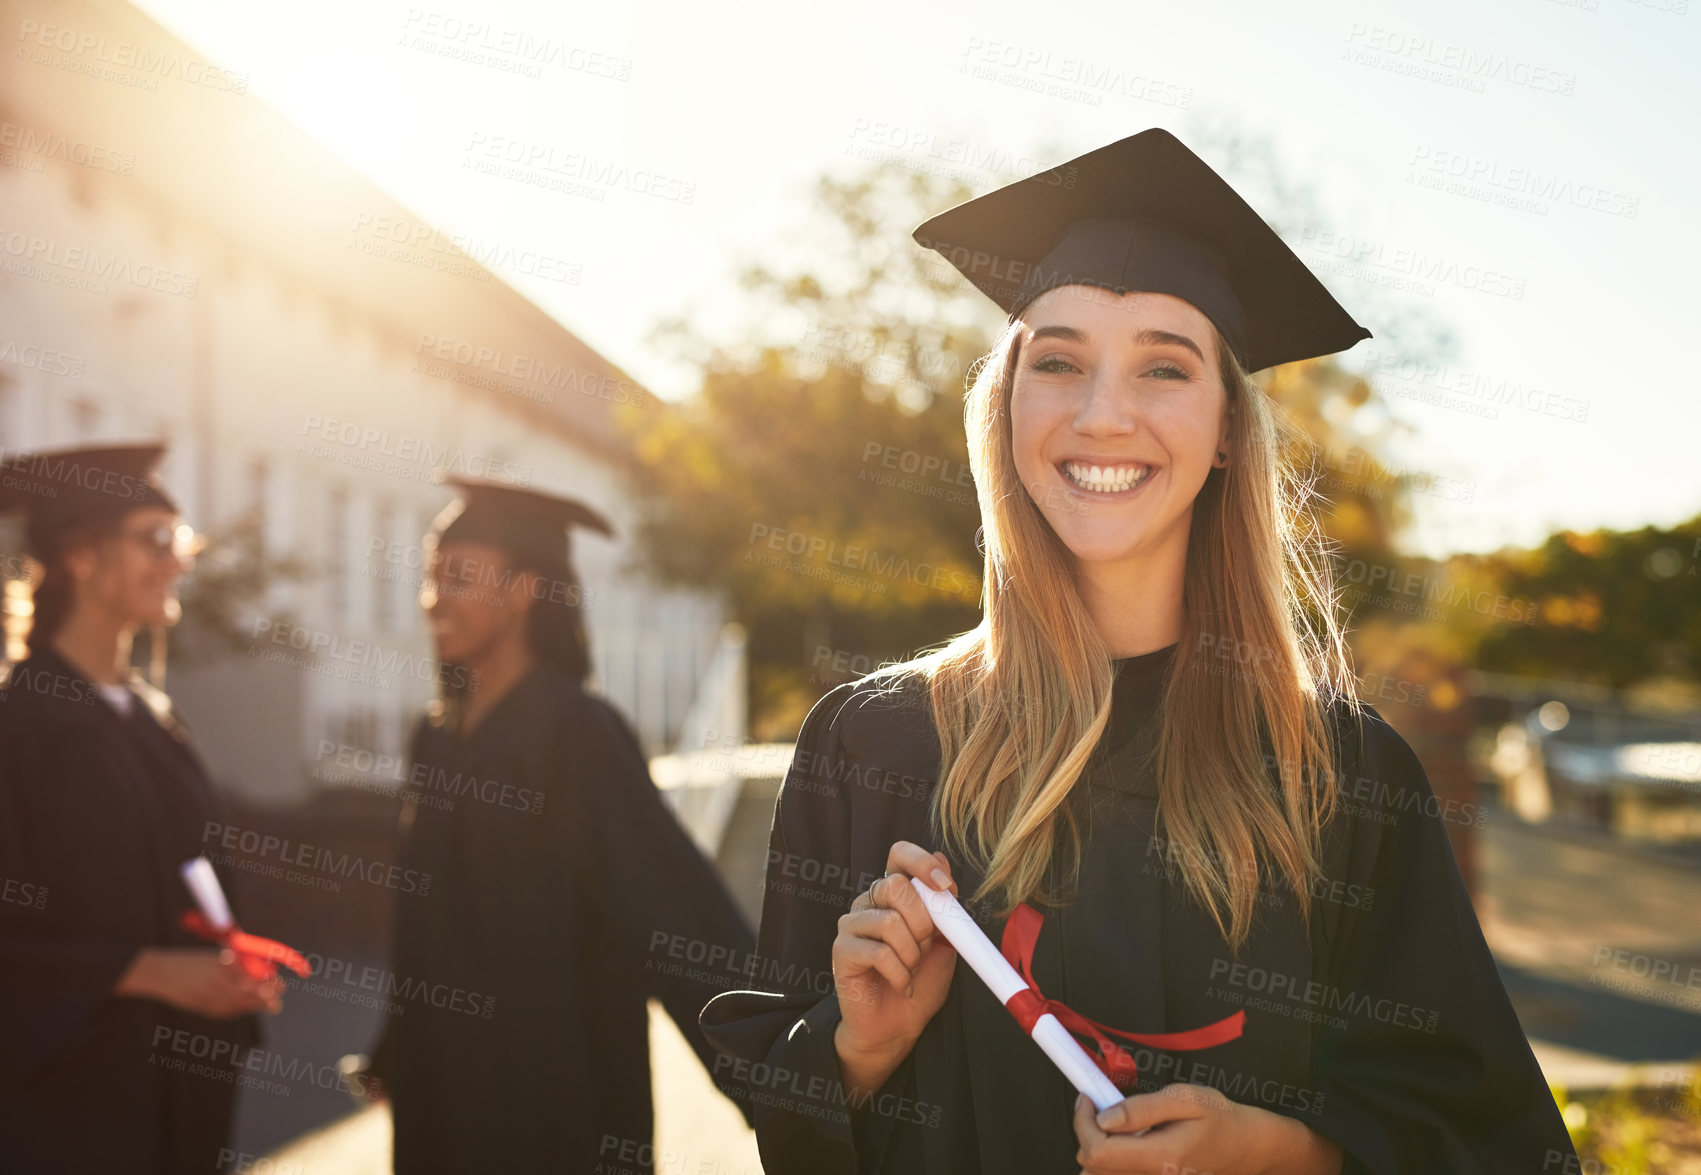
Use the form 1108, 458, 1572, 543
911, 127, 1372, 373
431, 474, 614, 571
0, 442, 179, 558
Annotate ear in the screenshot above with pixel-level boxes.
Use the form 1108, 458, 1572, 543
507, 568, 541, 620
61, 540, 101, 583
1213, 404, 1233, 468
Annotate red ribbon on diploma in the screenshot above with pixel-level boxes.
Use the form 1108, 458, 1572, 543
999, 902, 1245, 1092
179, 910, 311, 981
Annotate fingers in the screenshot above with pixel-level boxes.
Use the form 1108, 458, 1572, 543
1073, 1094, 1156, 1172
868, 877, 939, 954
834, 934, 915, 998
834, 842, 961, 1002
885, 841, 956, 896
1074, 1093, 1108, 1146
211, 953, 287, 1014
845, 902, 927, 968
256, 975, 286, 1014
876, 841, 959, 948
1109, 1084, 1215, 1134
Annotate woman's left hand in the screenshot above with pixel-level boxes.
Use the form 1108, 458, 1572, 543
1072, 1085, 1344, 1174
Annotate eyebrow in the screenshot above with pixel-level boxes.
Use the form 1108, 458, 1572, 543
1027, 324, 1206, 365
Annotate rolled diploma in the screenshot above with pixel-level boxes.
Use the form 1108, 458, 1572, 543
910, 876, 1125, 1112
180, 856, 235, 932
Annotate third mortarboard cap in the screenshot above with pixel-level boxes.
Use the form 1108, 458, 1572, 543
910, 127, 1372, 373
433, 474, 614, 569
0, 442, 178, 558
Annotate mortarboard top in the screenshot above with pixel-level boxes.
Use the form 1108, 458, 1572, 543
432, 474, 614, 569
911, 127, 1372, 373
0, 442, 179, 558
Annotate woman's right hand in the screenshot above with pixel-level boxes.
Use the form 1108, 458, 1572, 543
115, 947, 285, 1018
831, 840, 959, 1092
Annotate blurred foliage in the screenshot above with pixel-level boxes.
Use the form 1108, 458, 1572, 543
1556, 1070, 1701, 1174
1467, 520, 1701, 690
163, 511, 311, 665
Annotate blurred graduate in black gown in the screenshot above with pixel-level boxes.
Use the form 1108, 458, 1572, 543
363, 476, 755, 1173
702, 130, 1579, 1174
0, 443, 283, 1174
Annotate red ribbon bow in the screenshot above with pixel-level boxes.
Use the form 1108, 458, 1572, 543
998, 902, 1245, 1092
179, 910, 311, 981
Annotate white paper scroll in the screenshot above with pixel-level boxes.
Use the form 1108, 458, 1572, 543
909, 876, 1126, 1112
179, 856, 234, 931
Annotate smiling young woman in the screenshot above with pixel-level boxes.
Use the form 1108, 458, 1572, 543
0, 443, 281, 1174
701, 129, 1579, 1175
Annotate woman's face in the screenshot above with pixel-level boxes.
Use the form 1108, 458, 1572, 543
1009, 285, 1230, 572
65, 506, 193, 628
420, 540, 531, 667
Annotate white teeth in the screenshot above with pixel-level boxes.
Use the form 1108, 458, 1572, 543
1062, 461, 1151, 493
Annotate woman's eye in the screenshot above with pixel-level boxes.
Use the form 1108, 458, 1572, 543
1029, 356, 1079, 374
1026, 356, 1191, 378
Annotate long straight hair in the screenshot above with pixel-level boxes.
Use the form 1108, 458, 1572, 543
862, 318, 1360, 951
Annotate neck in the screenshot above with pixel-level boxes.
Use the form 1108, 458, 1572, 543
1073, 535, 1187, 660
455, 632, 537, 736
49, 606, 132, 686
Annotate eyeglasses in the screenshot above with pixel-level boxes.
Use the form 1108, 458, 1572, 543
117, 521, 202, 561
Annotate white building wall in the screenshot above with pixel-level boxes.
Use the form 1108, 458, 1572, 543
0, 60, 730, 808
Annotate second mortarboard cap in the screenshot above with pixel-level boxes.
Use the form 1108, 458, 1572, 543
0, 442, 180, 558
432, 475, 614, 571
911, 127, 1372, 373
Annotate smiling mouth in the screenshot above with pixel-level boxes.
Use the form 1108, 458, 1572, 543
1058, 460, 1156, 495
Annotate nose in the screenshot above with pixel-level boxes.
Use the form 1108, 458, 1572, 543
1071, 369, 1140, 437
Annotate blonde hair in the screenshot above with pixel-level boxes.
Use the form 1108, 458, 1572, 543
862, 317, 1361, 951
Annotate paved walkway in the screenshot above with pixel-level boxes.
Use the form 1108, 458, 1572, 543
1476, 808, 1701, 1089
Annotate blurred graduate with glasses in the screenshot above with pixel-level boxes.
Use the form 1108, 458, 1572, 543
0, 443, 283, 1174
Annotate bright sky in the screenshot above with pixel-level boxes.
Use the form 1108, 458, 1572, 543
133, 0, 1700, 559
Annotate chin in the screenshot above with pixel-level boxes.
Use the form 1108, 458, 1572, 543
131, 598, 178, 628
1051, 522, 1156, 563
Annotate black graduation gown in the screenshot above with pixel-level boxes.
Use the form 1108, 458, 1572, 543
700, 643, 1581, 1174
0, 646, 260, 1174
371, 664, 757, 1174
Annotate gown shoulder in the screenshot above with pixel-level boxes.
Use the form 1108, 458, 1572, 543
796, 668, 942, 800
